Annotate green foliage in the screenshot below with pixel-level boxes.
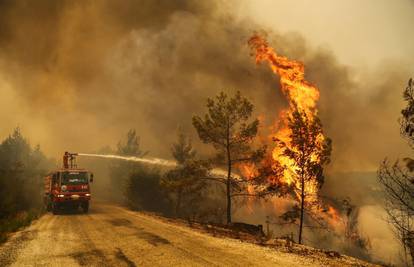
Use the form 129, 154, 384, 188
161, 130, 209, 218
171, 130, 196, 165
0, 209, 41, 244
192, 91, 262, 161
112, 129, 171, 214
192, 91, 265, 224
125, 166, 171, 214
117, 129, 148, 157
401, 78, 414, 146
110, 129, 148, 202
0, 128, 51, 219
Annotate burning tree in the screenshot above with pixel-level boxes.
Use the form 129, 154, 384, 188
248, 34, 332, 244
378, 78, 414, 265
192, 91, 265, 224
275, 108, 331, 244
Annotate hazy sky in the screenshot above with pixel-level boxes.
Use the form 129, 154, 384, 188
0, 0, 412, 171
238, 0, 414, 72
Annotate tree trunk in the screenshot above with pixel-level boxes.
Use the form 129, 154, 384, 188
406, 231, 414, 266
226, 171, 231, 224
175, 188, 182, 218
226, 120, 232, 224
298, 174, 305, 244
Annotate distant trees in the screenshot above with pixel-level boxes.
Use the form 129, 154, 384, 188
0, 128, 51, 219
161, 130, 208, 218
401, 78, 414, 148
112, 129, 171, 213
110, 129, 148, 202
274, 108, 331, 244
378, 78, 414, 265
126, 166, 171, 213
340, 198, 371, 259
192, 91, 265, 224
117, 129, 147, 157
378, 159, 414, 265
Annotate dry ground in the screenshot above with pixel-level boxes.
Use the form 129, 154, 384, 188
0, 202, 378, 266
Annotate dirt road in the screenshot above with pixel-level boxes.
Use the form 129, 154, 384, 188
0, 202, 353, 266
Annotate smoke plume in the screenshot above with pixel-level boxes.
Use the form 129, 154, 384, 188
0, 0, 411, 264
0, 0, 409, 171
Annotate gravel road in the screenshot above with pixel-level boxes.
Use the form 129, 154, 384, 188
0, 202, 342, 266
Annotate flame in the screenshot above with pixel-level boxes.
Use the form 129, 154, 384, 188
327, 206, 340, 222
244, 34, 341, 227
239, 162, 259, 213
322, 205, 344, 231
248, 34, 325, 204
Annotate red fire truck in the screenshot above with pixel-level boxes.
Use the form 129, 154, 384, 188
44, 152, 94, 214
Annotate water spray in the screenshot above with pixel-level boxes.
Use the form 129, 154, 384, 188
78, 153, 177, 167
78, 153, 230, 177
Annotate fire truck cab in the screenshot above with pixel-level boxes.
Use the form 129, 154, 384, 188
44, 152, 93, 214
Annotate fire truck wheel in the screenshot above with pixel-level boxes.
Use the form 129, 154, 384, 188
46, 202, 52, 212
82, 202, 89, 213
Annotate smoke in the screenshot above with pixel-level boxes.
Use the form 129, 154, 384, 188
0, 0, 411, 264
0, 0, 410, 171
0, 0, 409, 172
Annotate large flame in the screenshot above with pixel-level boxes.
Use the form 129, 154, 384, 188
248, 34, 325, 203
243, 34, 343, 231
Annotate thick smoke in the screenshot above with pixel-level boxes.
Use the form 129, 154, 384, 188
0, 0, 409, 169
0, 0, 410, 264
0, 0, 409, 167
0, 0, 279, 157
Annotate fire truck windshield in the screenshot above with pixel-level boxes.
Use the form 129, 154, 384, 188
61, 172, 89, 185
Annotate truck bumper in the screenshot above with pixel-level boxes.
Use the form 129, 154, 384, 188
53, 195, 90, 203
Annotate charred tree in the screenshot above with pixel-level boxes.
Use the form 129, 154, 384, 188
378, 159, 414, 265
192, 91, 265, 224
378, 77, 414, 266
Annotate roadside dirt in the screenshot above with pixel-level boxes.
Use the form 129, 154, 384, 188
0, 202, 379, 266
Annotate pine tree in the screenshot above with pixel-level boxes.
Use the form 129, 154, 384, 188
192, 91, 265, 224
275, 108, 331, 244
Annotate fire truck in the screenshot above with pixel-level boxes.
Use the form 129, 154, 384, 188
44, 152, 94, 214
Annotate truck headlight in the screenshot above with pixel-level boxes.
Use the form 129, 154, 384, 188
57, 194, 64, 198
85, 193, 91, 197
